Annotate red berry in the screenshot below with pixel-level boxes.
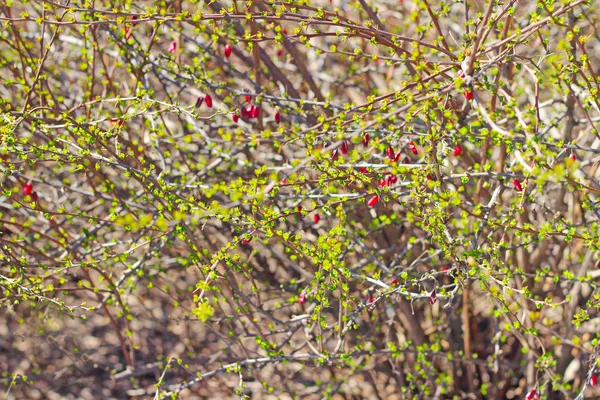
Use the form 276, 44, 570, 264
331, 148, 339, 160
359, 167, 368, 173
408, 141, 418, 155
125, 27, 133, 40
31, 192, 38, 202
513, 179, 523, 192
390, 278, 399, 286
453, 144, 462, 156
464, 88, 474, 100
387, 146, 395, 160
109, 118, 124, 127
241, 107, 251, 119
389, 175, 397, 184
251, 106, 260, 119
379, 178, 388, 187
280, 178, 287, 185
205, 95, 213, 108
297, 205, 302, 214
168, 41, 177, 54
298, 292, 306, 304
224, 44, 232, 58
591, 375, 598, 387
195, 96, 204, 108
277, 48, 283, 57
363, 133, 370, 147
340, 141, 349, 155
366, 292, 375, 305
569, 153, 576, 161
241, 237, 252, 246
367, 195, 379, 207
282, 28, 288, 35
275, 112, 281, 124
245, 94, 251, 103
427, 174, 432, 181
23, 182, 33, 195
525, 389, 539, 400
313, 214, 320, 223
232, 114, 239, 123
429, 290, 437, 305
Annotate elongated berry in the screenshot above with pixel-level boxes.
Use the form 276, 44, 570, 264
275, 112, 281, 124
195, 96, 204, 108
298, 292, 306, 304
408, 141, 418, 155
387, 146, 395, 160
277, 48, 283, 57
429, 290, 437, 305
363, 133, 370, 147
340, 141, 349, 155
205, 95, 213, 108
241, 237, 252, 246
224, 44, 232, 58
591, 375, 598, 387
367, 195, 379, 207
513, 179, 523, 192
453, 144, 462, 156
313, 214, 320, 223
569, 153, 576, 161
245, 94, 251, 103
31, 192, 38, 202
359, 167, 367, 173
389, 175, 397, 184
232, 114, 239, 123
24, 182, 33, 195
168, 41, 177, 54
331, 148, 339, 160
251, 106, 260, 119
379, 178, 388, 187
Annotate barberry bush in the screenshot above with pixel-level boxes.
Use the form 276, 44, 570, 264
1, 0, 600, 398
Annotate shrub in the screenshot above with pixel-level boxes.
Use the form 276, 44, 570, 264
1, 0, 600, 398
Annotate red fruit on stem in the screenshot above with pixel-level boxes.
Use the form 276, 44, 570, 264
408, 141, 418, 155
125, 27, 133, 40
464, 88, 474, 101
251, 106, 260, 119
427, 174, 432, 181
297, 205, 302, 215
340, 141, 349, 155
24, 182, 33, 196
429, 290, 437, 305
232, 114, 239, 123
389, 175, 397, 184
280, 178, 287, 185
282, 28, 288, 35
367, 195, 379, 207
245, 94, 251, 103
31, 192, 38, 202
224, 44, 232, 58
387, 146, 395, 160
205, 95, 213, 108
195, 96, 204, 108
275, 112, 281, 124
168, 41, 177, 54
569, 153, 576, 161
453, 144, 462, 156
241, 237, 252, 246
366, 292, 374, 305
277, 48, 283, 57
379, 178, 388, 187
313, 214, 320, 223
390, 278, 398, 286
241, 107, 250, 119
513, 179, 523, 192
525, 389, 539, 400
359, 167, 368, 173
110, 118, 124, 127
363, 133, 370, 147
331, 148, 339, 160
298, 292, 306, 305
442, 265, 450, 271
591, 375, 598, 387
393, 152, 402, 162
